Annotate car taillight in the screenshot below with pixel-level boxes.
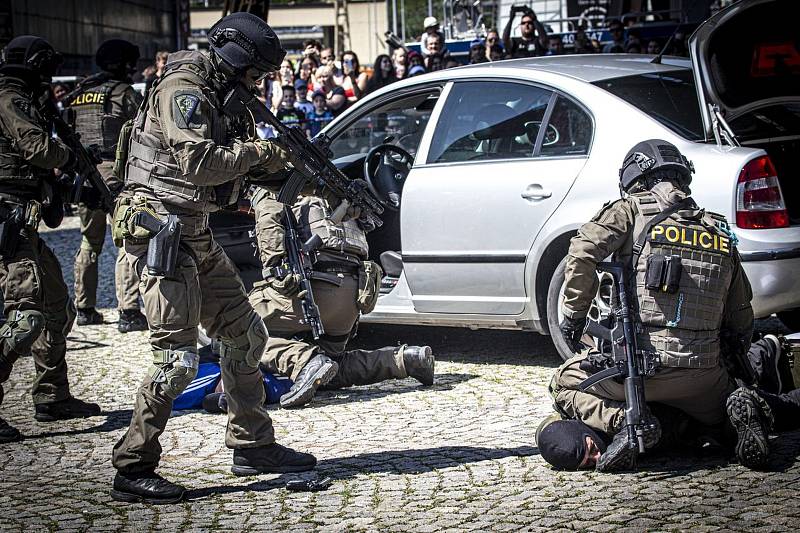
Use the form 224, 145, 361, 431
735, 155, 789, 229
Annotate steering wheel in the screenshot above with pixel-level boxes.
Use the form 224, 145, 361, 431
363, 144, 414, 211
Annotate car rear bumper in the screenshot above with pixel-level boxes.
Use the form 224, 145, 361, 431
743, 252, 800, 317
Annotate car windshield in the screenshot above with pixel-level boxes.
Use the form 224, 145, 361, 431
592, 70, 704, 141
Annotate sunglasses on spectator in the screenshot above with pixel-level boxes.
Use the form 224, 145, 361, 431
486, 37, 498, 42
521, 20, 533, 26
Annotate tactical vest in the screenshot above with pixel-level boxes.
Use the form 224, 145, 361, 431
294, 196, 369, 261
0, 79, 51, 195
68, 78, 126, 160
627, 191, 735, 368
124, 51, 240, 213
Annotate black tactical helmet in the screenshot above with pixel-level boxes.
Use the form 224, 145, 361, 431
208, 12, 285, 75
0, 35, 63, 81
96, 39, 140, 74
619, 139, 695, 191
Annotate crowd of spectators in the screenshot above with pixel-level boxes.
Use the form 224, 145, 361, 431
48, 10, 687, 139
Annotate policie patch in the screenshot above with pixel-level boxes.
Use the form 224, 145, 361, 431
173, 92, 202, 129
649, 224, 731, 255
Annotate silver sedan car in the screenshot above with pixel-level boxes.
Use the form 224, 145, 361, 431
313, 47, 798, 360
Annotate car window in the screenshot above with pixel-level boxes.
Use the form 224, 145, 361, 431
539, 95, 593, 157
593, 70, 704, 141
328, 90, 439, 160
427, 81, 553, 164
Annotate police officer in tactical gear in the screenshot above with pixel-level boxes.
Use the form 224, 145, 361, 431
0, 35, 101, 443
550, 139, 772, 471
65, 38, 147, 332
243, 187, 435, 409
110, 13, 315, 504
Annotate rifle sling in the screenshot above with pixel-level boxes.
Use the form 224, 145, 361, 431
579, 366, 624, 391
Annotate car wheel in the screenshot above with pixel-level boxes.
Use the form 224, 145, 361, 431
546, 256, 616, 361
777, 309, 800, 332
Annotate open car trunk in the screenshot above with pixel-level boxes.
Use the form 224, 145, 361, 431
689, 0, 800, 222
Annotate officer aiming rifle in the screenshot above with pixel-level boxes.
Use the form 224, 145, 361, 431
230, 83, 384, 228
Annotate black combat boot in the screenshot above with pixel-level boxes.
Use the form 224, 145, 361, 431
595, 430, 638, 472
0, 416, 22, 443
596, 415, 661, 472
201, 392, 228, 414
76, 308, 104, 326
726, 387, 773, 469
231, 443, 317, 476
111, 471, 186, 504
118, 309, 148, 333
403, 345, 435, 385
34, 396, 101, 422
279, 353, 339, 409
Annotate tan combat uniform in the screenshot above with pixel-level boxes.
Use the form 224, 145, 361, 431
0, 76, 76, 406
249, 187, 408, 387
67, 78, 142, 312
550, 181, 753, 433
111, 51, 279, 474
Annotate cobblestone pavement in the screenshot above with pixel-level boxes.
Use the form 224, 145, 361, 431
1, 217, 798, 532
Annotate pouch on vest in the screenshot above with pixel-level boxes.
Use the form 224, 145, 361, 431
112, 118, 133, 187
645, 255, 682, 294
357, 260, 382, 314
112, 195, 158, 247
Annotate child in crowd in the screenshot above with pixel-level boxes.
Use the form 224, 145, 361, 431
276, 85, 309, 136
308, 90, 334, 138
293, 79, 314, 116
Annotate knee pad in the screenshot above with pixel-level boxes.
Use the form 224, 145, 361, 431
0, 310, 45, 356
150, 349, 200, 399
218, 312, 268, 368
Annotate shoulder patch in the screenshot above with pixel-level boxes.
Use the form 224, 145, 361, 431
12, 98, 32, 118
173, 92, 202, 129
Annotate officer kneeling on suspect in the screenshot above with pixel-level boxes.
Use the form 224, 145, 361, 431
539, 140, 800, 472
110, 13, 319, 504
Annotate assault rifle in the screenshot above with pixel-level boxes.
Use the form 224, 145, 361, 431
229, 84, 384, 228
578, 262, 659, 457
269, 207, 325, 339
39, 98, 116, 213
133, 211, 182, 278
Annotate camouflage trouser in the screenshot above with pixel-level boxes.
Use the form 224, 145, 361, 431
249, 274, 406, 387
73, 162, 140, 311
112, 230, 275, 474
0, 227, 75, 405
549, 352, 735, 434
73, 206, 140, 311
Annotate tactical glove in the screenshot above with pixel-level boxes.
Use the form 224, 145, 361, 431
267, 271, 303, 298
253, 139, 294, 173
559, 315, 587, 354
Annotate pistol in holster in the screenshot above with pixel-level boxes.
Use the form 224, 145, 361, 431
133, 211, 182, 278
